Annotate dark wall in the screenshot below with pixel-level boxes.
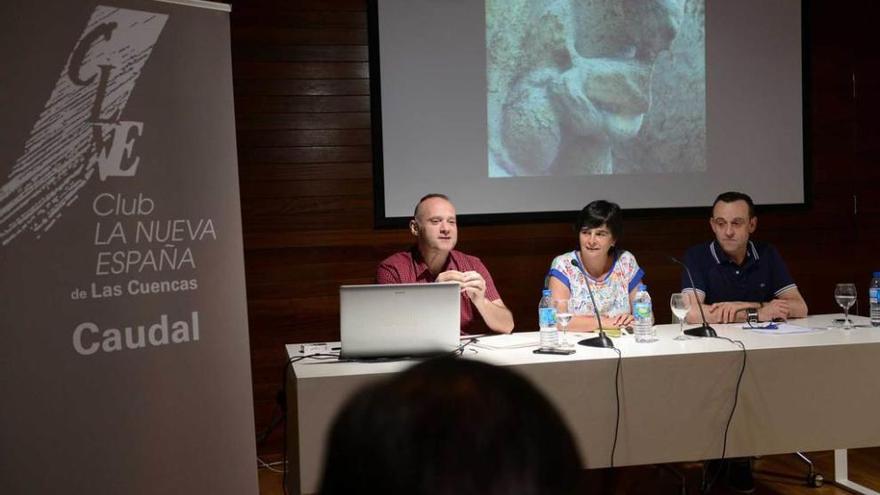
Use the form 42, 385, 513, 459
230, 0, 880, 457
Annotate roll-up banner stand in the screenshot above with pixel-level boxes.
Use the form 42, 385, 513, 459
0, 1, 257, 493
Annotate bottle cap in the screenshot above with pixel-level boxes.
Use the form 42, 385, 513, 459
874, 272, 880, 277
542, 289, 551, 296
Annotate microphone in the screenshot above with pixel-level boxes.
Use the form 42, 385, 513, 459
571, 259, 614, 348
670, 256, 717, 337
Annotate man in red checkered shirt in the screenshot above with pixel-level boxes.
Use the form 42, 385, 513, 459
377, 194, 514, 335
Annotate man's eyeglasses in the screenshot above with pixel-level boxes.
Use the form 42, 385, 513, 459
711, 217, 749, 229
745, 320, 778, 330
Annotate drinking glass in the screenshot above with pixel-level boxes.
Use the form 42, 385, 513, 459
834, 283, 857, 329
569, 297, 592, 327
670, 293, 691, 340
554, 299, 573, 347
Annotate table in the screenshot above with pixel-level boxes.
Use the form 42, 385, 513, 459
285, 314, 880, 495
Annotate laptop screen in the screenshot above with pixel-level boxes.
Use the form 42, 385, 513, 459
339, 282, 460, 359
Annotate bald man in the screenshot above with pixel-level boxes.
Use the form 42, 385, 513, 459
377, 194, 514, 334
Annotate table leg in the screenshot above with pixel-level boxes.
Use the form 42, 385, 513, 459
834, 449, 879, 494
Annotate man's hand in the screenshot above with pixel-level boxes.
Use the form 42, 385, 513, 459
435, 270, 464, 284
760, 299, 791, 321
458, 271, 487, 303
437, 270, 487, 303
707, 302, 748, 323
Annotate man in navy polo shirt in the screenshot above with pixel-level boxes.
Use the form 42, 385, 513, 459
682, 191, 808, 325
377, 194, 514, 335
681, 191, 808, 493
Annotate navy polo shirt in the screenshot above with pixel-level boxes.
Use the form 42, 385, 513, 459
680, 240, 797, 304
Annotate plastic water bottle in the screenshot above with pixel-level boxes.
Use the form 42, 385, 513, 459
870, 272, 880, 327
633, 284, 655, 343
538, 289, 558, 348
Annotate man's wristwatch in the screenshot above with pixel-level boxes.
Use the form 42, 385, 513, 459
746, 307, 759, 324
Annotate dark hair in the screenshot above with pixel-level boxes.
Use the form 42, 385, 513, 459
574, 200, 623, 253
319, 357, 582, 495
413, 193, 451, 218
712, 191, 755, 218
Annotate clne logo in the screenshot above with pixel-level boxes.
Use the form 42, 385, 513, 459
0, 6, 167, 245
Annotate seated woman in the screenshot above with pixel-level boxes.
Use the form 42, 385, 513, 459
547, 200, 645, 331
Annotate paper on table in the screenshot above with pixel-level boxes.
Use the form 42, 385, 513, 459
743, 322, 820, 334
472, 333, 540, 350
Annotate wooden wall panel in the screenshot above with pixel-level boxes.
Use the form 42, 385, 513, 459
230, 0, 880, 458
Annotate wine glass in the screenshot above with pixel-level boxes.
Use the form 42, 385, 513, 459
834, 283, 857, 329
670, 293, 691, 340
554, 299, 573, 347
569, 297, 592, 329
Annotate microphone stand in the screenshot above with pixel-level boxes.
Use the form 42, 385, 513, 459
572, 259, 615, 348
670, 256, 717, 338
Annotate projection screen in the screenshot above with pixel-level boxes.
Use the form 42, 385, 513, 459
370, 0, 806, 222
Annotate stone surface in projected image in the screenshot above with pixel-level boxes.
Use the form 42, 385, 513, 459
487, 0, 705, 177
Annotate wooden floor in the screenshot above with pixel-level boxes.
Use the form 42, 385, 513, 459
258, 447, 880, 494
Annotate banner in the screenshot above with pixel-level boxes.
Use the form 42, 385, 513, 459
0, 1, 257, 493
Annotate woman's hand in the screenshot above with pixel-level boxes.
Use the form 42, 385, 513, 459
601, 313, 634, 329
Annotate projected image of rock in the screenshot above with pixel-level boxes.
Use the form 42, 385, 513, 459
487, 0, 705, 177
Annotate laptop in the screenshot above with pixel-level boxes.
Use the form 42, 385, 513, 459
339, 282, 461, 359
